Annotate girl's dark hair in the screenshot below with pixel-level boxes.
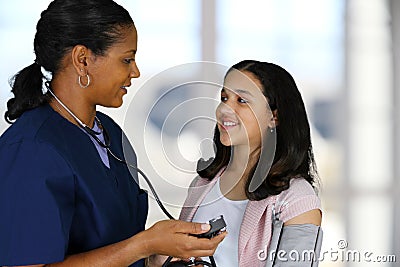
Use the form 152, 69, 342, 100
197, 60, 319, 200
5, 0, 134, 123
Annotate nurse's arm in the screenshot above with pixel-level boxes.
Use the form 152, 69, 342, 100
3, 220, 226, 267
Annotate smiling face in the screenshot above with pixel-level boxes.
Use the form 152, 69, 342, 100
86, 25, 140, 108
216, 70, 273, 149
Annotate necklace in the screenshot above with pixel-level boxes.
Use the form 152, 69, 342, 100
48, 89, 102, 136
48, 89, 110, 147
51, 99, 75, 125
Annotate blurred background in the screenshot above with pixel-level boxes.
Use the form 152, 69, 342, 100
0, 0, 398, 266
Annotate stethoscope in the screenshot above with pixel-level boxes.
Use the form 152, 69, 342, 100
48, 88, 175, 220
48, 89, 217, 267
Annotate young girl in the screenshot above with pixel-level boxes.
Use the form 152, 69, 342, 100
179, 60, 322, 266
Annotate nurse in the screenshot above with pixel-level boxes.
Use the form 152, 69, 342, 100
0, 0, 225, 266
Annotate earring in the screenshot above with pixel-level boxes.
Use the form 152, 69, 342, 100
270, 127, 275, 133
78, 74, 90, 88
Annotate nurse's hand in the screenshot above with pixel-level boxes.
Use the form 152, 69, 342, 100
3, 220, 226, 267
142, 220, 226, 261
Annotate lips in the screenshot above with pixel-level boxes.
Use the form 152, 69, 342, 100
120, 84, 131, 93
121, 82, 131, 89
223, 121, 237, 126
218, 118, 239, 130
120, 86, 128, 94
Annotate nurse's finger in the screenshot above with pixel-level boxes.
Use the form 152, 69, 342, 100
173, 220, 211, 235
181, 232, 227, 258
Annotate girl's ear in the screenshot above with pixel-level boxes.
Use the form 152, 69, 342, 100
269, 109, 278, 129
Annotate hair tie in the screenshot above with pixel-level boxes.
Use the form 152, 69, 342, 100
40, 66, 52, 81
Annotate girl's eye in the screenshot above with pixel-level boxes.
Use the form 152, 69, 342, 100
221, 96, 228, 102
238, 98, 248, 104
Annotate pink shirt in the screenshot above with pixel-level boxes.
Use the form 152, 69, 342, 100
179, 168, 321, 266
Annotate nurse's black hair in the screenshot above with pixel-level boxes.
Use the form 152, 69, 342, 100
197, 60, 319, 201
5, 0, 135, 123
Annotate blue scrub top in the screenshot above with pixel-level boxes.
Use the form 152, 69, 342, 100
0, 105, 148, 266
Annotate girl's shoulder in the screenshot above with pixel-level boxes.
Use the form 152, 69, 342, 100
275, 177, 321, 222
277, 177, 318, 199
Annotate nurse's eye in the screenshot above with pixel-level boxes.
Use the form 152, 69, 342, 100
123, 58, 135, 64
220, 95, 228, 102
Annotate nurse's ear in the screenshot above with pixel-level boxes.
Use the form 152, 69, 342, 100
71, 45, 90, 76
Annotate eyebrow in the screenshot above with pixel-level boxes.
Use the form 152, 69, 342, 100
124, 49, 137, 55
221, 88, 255, 98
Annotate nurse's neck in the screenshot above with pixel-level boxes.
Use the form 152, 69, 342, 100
49, 78, 96, 128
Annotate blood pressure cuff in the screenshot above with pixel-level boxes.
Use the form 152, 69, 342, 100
266, 220, 323, 267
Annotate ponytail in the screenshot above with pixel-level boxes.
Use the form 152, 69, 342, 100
5, 63, 50, 123
4, 0, 134, 123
